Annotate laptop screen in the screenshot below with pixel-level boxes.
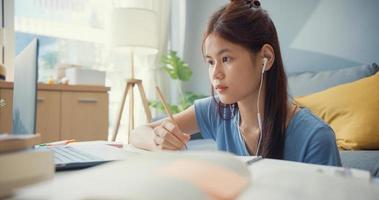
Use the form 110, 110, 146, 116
12, 38, 39, 135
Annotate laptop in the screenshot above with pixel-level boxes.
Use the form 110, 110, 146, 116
12, 38, 134, 171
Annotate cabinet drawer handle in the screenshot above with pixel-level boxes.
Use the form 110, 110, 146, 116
78, 98, 98, 103
37, 97, 45, 102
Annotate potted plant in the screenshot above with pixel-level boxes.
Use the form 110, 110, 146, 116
149, 50, 206, 115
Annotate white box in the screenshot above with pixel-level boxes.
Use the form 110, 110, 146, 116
65, 68, 106, 86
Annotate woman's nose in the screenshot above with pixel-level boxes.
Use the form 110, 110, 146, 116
212, 62, 225, 80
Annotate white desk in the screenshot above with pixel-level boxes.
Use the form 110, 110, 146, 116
8, 144, 379, 200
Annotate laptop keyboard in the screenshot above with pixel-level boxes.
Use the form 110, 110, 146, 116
50, 146, 101, 164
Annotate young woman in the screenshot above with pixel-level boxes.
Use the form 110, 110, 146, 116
131, 0, 341, 166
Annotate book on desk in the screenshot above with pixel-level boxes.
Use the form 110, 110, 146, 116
0, 134, 54, 198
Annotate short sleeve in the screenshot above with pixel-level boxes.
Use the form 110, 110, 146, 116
194, 97, 219, 140
304, 126, 342, 166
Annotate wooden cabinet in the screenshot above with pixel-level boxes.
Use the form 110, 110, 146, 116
0, 82, 110, 143
36, 91, 61, 142
61, 92, 108, 141
0, 86, 13, 133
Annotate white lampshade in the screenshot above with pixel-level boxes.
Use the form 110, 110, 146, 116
110, 8, 159, 54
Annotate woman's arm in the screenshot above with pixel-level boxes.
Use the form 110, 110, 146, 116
130, 105, 199, 150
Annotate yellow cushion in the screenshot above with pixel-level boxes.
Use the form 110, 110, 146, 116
295, 72, 379, 150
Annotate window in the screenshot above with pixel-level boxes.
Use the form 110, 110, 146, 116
14, 0, 169, 141
15, 0, 109, 82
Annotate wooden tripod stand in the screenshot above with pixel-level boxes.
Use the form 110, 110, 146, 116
111, 53, 152, 142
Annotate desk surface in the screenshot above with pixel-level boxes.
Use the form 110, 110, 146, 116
8, 145, 379, 200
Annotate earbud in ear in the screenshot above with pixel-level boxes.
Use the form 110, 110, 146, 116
262, 57, 268, 74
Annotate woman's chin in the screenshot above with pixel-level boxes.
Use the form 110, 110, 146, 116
218, 96, 237, 105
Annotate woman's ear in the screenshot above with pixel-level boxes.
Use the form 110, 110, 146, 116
260, 44, 275, 71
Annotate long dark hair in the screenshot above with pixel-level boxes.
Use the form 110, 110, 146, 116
202, 0, 288, 159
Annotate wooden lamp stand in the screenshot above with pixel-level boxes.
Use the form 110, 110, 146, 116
111, 53, 152, 143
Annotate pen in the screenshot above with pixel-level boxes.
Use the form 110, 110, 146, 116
155, 86, 188, 150
246, 156, 263, 165
38, 139, 76, 147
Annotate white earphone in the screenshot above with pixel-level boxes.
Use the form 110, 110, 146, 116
255, 57, 268, 155
261, 57, 268, 74
238, 57, 268, 156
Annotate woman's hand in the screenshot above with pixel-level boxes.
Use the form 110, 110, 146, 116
153, 120, 191, 150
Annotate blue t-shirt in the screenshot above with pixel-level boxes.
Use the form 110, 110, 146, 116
194, 97, 342, 166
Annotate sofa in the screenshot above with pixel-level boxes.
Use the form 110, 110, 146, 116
288, 63, 379, 177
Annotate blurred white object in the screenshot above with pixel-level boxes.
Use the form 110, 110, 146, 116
56, 63, 82, 81
110, 8, 158, 54
61, 77, 69, 85
0, 99, 6, 107
65, 68, 105, 86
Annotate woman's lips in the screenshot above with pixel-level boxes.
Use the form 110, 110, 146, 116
215, 85, 228, 93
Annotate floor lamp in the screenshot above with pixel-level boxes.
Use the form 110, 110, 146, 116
110, 8, 159, 142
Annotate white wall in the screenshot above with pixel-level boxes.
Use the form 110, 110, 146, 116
181, 0, 227, 96
172, 0, 379, 96
4, 0, 14, 81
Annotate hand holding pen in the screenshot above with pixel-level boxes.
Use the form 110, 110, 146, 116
153, 86, 190, 150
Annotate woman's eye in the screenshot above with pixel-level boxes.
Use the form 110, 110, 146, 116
222, 56, 232, 63
207, 60, 215, 67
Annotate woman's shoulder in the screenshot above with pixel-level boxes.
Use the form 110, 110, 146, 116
286, 108, 335, 140
193, 96, 226, 140
193, 96, 220, 123
194, 96, 221, 115
286, 108, 341, 166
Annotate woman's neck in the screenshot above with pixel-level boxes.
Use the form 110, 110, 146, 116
237, 88, 266, 132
